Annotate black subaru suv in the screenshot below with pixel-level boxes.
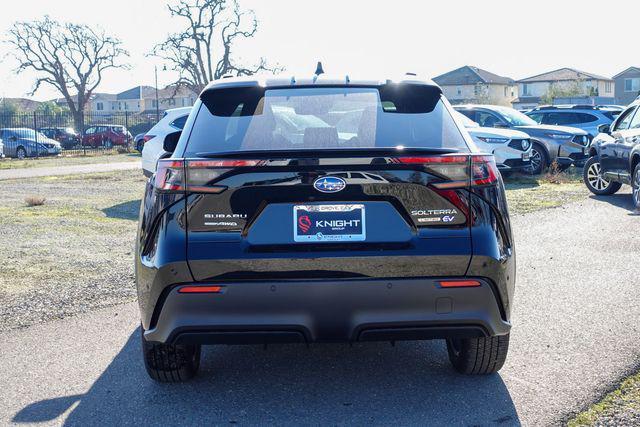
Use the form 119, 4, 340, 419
583, 98, 640, 209
136, 73, 516, 382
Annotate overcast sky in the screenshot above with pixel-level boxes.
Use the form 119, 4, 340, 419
0, 0, 637, 101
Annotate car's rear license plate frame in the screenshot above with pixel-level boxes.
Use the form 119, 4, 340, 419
293, 204, 366, 242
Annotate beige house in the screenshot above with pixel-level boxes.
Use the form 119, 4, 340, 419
87, 86, 198, 114
513, 68, 614, 109
432, 65, 517, 106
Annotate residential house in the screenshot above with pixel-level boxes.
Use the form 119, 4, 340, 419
87, 85, 198, 115
513, 68, 614, 109
432, 65, 517, 106
612, 67, 640, 106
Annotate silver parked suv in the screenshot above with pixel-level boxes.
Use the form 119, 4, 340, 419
455, 105, 590, 174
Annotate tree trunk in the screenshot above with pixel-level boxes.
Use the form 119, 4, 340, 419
73, 110, 85, 136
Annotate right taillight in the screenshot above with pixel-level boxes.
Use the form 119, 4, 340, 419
142, 135, 155, 143
470, 155, 499, 187
395, 154, 498, 188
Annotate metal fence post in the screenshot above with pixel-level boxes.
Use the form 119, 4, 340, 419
125, 110, 130, 150
33, 111, 39, 158
82, 112, 86, 156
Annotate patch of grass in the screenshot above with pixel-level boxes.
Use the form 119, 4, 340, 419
568, 370, 640, 426
0, 152, 140, 170
504, 167, 587, 215
0, 170, 146, 329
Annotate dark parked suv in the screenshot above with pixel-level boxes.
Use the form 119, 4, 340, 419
583, 99, 640, 209
136, 74, 516, 382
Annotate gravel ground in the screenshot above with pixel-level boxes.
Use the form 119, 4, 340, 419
0, 171, 145, 330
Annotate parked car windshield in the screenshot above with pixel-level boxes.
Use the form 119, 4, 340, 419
454, 111, 479, 128
184, 86, 470, 155
492, 106, 538, 126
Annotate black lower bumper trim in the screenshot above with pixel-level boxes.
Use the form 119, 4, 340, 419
145, 277, 511, 344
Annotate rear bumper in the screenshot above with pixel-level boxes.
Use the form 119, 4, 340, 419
143, 277, 511, 345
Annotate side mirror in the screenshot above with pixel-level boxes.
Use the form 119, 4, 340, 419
597, 124, 611, 134
9, 136, 17, 142
163, 131, 181, 153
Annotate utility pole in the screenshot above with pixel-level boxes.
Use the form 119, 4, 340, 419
154, 65, 160, 122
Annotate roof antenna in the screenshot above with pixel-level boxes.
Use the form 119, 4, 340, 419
315, 61, 324, 75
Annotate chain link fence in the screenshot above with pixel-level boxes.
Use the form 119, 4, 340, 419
0, 111, 160, 158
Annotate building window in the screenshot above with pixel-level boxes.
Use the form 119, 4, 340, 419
522, 83, 531, 96
605, 81, 612, 93
124, 103, 128, 110
152, 100, 158, 108
96, 102, 104, 111
624, 78, 640, 92
456, 87, 461, 96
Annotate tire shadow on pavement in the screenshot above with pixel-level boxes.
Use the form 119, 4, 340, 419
13, 329, 520, 426
589, 192, 638, 214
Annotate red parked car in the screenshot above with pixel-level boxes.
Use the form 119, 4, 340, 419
82, 125, 132, 148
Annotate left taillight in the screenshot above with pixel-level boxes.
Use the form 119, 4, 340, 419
153, 159, 263, 193
153, 159, 186, 192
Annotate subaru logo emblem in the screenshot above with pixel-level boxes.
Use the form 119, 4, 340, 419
313, 176, 346, 193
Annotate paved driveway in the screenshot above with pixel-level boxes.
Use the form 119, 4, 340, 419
0, 161, 140, 180
0, 190, 638, 426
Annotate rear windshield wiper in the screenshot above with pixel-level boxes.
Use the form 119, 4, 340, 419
194, 147, 461, 159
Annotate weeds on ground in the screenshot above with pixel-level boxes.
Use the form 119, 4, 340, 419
24, 196, 46, 207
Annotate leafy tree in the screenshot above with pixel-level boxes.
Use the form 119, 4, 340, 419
0, 100, 17, 116
35, 101, 69, 115
540, 80, 587, 104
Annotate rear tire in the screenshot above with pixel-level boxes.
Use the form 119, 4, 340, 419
524, 143, 547, 175
446, 333, 510, 375
632, 163, 640, 210
583, 156, 622, 195
141, 328, 201, 382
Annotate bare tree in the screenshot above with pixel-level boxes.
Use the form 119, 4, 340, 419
7, 16, 129, 131
153, 0, 281, 94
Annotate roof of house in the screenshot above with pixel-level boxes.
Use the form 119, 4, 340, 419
117, 86, 156, 100
0, 98, 42, 111
432, 66, 515, 86
511, 96, 542, 104
612, 66, 640, 79
518, 67, 612, 83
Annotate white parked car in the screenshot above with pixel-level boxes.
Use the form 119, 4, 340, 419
455, 111, 532, 173
141, 107, 193, 176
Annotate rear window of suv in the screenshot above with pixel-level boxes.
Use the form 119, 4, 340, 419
183, 86, 469, 156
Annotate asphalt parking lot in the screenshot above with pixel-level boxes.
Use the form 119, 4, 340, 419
0, 188, 638, 426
